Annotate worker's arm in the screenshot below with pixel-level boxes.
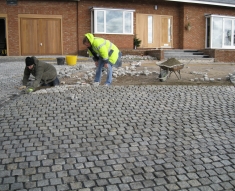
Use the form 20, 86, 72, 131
22, 67, 30, 86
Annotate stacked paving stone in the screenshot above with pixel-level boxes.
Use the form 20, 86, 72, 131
229, 72, 235, 85
122, 55, 155, 61
0, 83, 235, 191
189, 70, 222, 82
56, 58, 158, 85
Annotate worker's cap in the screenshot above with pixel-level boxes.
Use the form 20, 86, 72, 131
25, 57, 34, 66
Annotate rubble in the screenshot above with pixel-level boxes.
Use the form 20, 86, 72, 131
122, 55, 155, 61
0, 56, 234, 103
53, 55, 234, 86
229, 72, 235, 85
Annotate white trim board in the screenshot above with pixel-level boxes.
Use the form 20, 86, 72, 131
165, 0, 235, 8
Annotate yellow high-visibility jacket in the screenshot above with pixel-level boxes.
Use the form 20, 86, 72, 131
85, 33, 120, 65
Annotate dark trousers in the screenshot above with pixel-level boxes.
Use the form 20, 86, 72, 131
41, 77, 60, 86
113, 52, 122, 68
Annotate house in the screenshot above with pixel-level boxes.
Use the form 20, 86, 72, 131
0, 0, 235, 62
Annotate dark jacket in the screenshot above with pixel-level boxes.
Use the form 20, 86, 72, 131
23, 56, 57, 88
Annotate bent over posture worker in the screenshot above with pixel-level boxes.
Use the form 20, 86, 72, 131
83, 33, 122, 86
22, 56, 60, 93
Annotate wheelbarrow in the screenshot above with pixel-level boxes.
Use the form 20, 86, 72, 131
158, 58, 185, 82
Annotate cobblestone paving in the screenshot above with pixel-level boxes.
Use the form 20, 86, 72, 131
0, 61, 93, 108
0, 61, 235, 191
0, 62, 24, 107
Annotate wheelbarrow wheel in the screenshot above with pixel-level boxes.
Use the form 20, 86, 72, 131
159, 69, 169, 82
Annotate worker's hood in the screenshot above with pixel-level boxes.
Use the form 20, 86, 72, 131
85, 33, 94, 44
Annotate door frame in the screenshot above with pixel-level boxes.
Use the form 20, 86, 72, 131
160, 15, 173, 48
18, 14, 63, 55
136, 13, 173, 49
0, 14, 9, 56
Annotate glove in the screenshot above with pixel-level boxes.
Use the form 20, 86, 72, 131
25, 88, 34, 94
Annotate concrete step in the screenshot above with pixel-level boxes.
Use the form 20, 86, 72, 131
164, 49, 198, 52
165, 52, 205, 55
165, 55, 210, 58
164, 49, 211, 59
169, 57, 215, 63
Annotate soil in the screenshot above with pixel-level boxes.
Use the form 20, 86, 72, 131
60, 61, 235, 87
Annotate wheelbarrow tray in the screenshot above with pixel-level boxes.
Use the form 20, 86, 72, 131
158, 60, 184, 81
159, 62, 184, 71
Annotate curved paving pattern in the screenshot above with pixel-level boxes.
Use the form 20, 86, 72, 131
0, 62, 25, 107
0, 61, 235, 191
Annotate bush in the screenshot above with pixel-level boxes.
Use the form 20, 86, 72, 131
133, 36, 141, 49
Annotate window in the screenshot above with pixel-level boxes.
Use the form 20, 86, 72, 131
205, 14, 235, 49
212, 17, 222, 48
91, 7, 134, 34
148, 16, 153, 43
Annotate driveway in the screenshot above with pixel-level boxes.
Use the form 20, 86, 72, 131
0, 60, 235, 191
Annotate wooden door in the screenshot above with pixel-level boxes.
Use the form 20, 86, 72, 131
136, 14, 149, 48
39, 19, 62, 54
21, 18, 38, 55
161, 16, 173, 48
136, 14, 173, 48
20, 17, 62, 55
136, 14, 160, 48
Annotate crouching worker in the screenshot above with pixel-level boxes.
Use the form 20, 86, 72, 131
22, 56, 60, 93
83, 33, 122, 86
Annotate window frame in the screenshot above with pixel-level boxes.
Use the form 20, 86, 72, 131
91, 7, 135, 35
205, 14, 235, 49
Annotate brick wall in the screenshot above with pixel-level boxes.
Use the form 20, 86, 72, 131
77, 1, 137, 53
0, 0, 78, 56
77, 1, 235, 53
77, 1, 181, 54
146, 49, 164, 60
182, 4, 235, 49
1, 0, 235, 60
203, 49, 235, 62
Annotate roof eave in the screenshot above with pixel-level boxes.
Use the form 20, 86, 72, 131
165, 0, 235, 8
